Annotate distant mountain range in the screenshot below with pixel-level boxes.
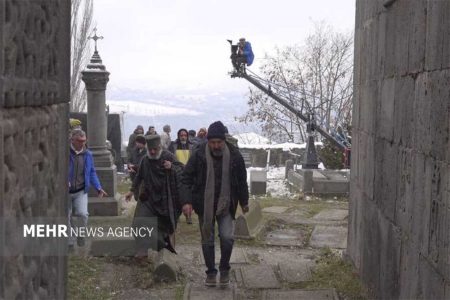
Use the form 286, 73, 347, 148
105, 86, 258, 138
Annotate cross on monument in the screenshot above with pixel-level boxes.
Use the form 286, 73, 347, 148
88, 27, 104, 53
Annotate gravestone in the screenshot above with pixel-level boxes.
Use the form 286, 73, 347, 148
249, 168, 267, 195
234, 200, 264, 239
81, 42, 120, 216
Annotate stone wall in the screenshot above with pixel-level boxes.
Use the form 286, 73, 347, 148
0, 1, 70, 299
348, 0, 449, 299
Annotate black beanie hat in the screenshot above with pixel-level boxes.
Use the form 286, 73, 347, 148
207, 121, 227, 140
135, 134, 146, 145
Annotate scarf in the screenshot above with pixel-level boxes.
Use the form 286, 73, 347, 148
202, 144, 231, 239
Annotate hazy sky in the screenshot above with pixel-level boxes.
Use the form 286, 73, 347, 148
93, 0, 355, 92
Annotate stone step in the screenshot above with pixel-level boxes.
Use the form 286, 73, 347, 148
312, 209, 348, 221
195, 247, 249, 266
278, 260, 314, 283
310, 225, 348, 249
261, 289, 338, 300
183, 282, 237, 300
239, 265, 281, 289
264, 228, 306, 247
261, 206, 290, 214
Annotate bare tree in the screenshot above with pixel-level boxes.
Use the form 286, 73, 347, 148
237, 23, 354, 143
70, 0, 93, 112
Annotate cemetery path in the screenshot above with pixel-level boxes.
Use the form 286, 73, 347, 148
69, 176, 365, 300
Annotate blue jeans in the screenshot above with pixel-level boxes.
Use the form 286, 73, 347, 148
199, 213, 234, 275
68, 190, 89, 246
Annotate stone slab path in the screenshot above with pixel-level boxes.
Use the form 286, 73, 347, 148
262, 206, 290, 214
240, 265, 281, 289
310, 225, 348, 249
265, 228, 306, 247
312, 209, 348, 221
278, 260, 313, 283
261, 289, 338, 300
183, 283, 236, 300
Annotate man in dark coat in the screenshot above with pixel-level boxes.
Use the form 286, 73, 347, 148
127, 125, 144, 159
181, 121, 249, 287
127, 134, 147, 182
125, 135, 189, 257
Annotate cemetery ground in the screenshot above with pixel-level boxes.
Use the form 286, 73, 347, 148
68, 172, 367, 300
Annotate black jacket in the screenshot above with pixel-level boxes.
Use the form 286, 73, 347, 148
181, 142, 249, 218
131, 151, 186, 217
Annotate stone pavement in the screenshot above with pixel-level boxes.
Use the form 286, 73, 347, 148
82, 200, 350, 299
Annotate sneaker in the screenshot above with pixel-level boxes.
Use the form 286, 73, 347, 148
219, 271, 230, 287
77, 237, 85, 247
205, 274, 217, 287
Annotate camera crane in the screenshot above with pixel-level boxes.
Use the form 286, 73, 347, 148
229, 41, 351, 168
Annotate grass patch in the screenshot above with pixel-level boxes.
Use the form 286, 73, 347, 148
68, 256, 110, 300
175, 284, 185, 300
256, 195, 300, 209
305, 248, 367, 299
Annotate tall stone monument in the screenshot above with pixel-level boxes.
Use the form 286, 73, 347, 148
348, 1, 449, 299
81, 29, 120, 216
0, 1, 70, 298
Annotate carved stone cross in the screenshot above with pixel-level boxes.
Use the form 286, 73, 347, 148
88, 27, 104, 53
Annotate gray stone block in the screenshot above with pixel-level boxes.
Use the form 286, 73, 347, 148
265, 229, 306, 247
153, 248, 179, 283
313, 209, 348, 221
425, 0, 448, 71
234, 200, 263, 240
261, 289, 338, 300
262, 206, 289, 214
310, 226, 347, 249
88, 194, 121, 216
250, 181, 267, 195
183, 282, 236, 300
278, 260, 313, 283
240, 265, 280, 289
378, 78, 395, 141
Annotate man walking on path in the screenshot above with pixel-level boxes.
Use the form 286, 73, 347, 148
181, 121, 249, 287
68, 129, 108, 249
125, 135, 190, 257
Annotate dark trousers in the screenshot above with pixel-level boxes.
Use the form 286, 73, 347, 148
199, 213, 234, 275
132, 200, 173, 252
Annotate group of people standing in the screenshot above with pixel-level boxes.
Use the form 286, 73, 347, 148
125, 121, 249, 287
